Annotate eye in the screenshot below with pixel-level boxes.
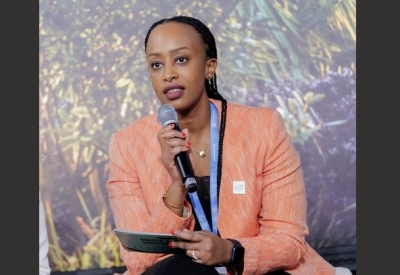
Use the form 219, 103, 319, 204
176, 56, 188, 64
151, 61, 163, 69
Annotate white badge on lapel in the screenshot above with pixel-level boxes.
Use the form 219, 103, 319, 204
233, 181, 245, 194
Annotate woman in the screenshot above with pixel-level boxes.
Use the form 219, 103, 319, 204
107, 15, 336, 275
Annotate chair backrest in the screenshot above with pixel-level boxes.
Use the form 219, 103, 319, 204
334, 267, 353, 275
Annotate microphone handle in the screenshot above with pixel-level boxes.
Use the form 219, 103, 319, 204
172, 123, 197, 193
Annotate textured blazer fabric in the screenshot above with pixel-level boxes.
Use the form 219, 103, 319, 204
107, 99, 335, 275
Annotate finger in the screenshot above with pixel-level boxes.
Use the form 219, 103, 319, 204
158, 126, 186, 142
158, 132, 189, 156
169, 234, 195, 250
188, 249, 200, 262
181, 128, 189, 140
174, 229, 205, 242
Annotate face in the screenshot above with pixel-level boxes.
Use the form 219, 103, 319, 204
145, 22, 216, 111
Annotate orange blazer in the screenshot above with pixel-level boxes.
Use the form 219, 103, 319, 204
107, 99, 335, 275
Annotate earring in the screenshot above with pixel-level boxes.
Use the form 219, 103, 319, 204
208, 74, 213, 85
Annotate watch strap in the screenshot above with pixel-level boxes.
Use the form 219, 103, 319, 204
226, 238, 245, 275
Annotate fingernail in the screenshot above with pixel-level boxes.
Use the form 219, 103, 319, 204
168, 242, 174, 248
181, 132, 186, 137
185, 141, 191, 149
171, 230, 175, 235
169, 123, 175, 128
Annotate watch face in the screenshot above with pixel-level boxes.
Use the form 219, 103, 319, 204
232, 246, 245, 264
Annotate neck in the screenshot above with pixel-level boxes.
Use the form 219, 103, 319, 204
178, 99, 211, 138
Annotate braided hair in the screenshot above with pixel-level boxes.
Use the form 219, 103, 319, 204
144, 15, 227, 197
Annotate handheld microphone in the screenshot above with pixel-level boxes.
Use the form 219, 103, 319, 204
157, 104, 197, 193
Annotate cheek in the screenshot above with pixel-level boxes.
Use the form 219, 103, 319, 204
149, 72, 162, 91
181, 67, 205, 85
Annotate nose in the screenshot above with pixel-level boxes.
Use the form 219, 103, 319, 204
164, 63, 177, 82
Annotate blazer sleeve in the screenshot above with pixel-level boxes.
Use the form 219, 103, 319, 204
106, 129, 194, 275
233, 110, 334, 275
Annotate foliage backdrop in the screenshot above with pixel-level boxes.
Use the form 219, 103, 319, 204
39, 0, 356, 272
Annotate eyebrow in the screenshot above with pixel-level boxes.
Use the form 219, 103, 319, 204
147, 46, 189, 58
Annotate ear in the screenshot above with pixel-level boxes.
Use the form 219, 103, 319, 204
205, 58, 217, 79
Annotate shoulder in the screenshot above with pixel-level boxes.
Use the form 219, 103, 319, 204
225, 101, 285, 129
113, 113, 159, 138
227, 101, 277, 116
108, 113, 159, 152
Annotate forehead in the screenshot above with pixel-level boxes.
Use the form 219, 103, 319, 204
146, 22, 204, 54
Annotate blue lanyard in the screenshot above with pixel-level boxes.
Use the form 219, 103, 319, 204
188, 101, 219, 235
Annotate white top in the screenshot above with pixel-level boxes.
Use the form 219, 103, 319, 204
39, 191, 51, 275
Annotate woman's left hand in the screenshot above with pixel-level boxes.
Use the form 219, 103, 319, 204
171, 229, 234, 266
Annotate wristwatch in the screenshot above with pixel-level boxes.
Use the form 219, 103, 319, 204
226, 238, 245, 275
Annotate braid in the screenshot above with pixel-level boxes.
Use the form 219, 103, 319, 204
144, 16, 227, 198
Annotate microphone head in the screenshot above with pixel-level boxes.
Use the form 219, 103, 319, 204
157, 104, 178, 126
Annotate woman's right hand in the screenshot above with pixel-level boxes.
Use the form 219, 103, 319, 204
157, 123, 193, 182
157, 123, 194, 212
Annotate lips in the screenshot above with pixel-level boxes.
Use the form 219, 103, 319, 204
163, 85, 184, 100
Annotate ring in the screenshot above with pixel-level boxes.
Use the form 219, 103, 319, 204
192, 249, 199, 260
